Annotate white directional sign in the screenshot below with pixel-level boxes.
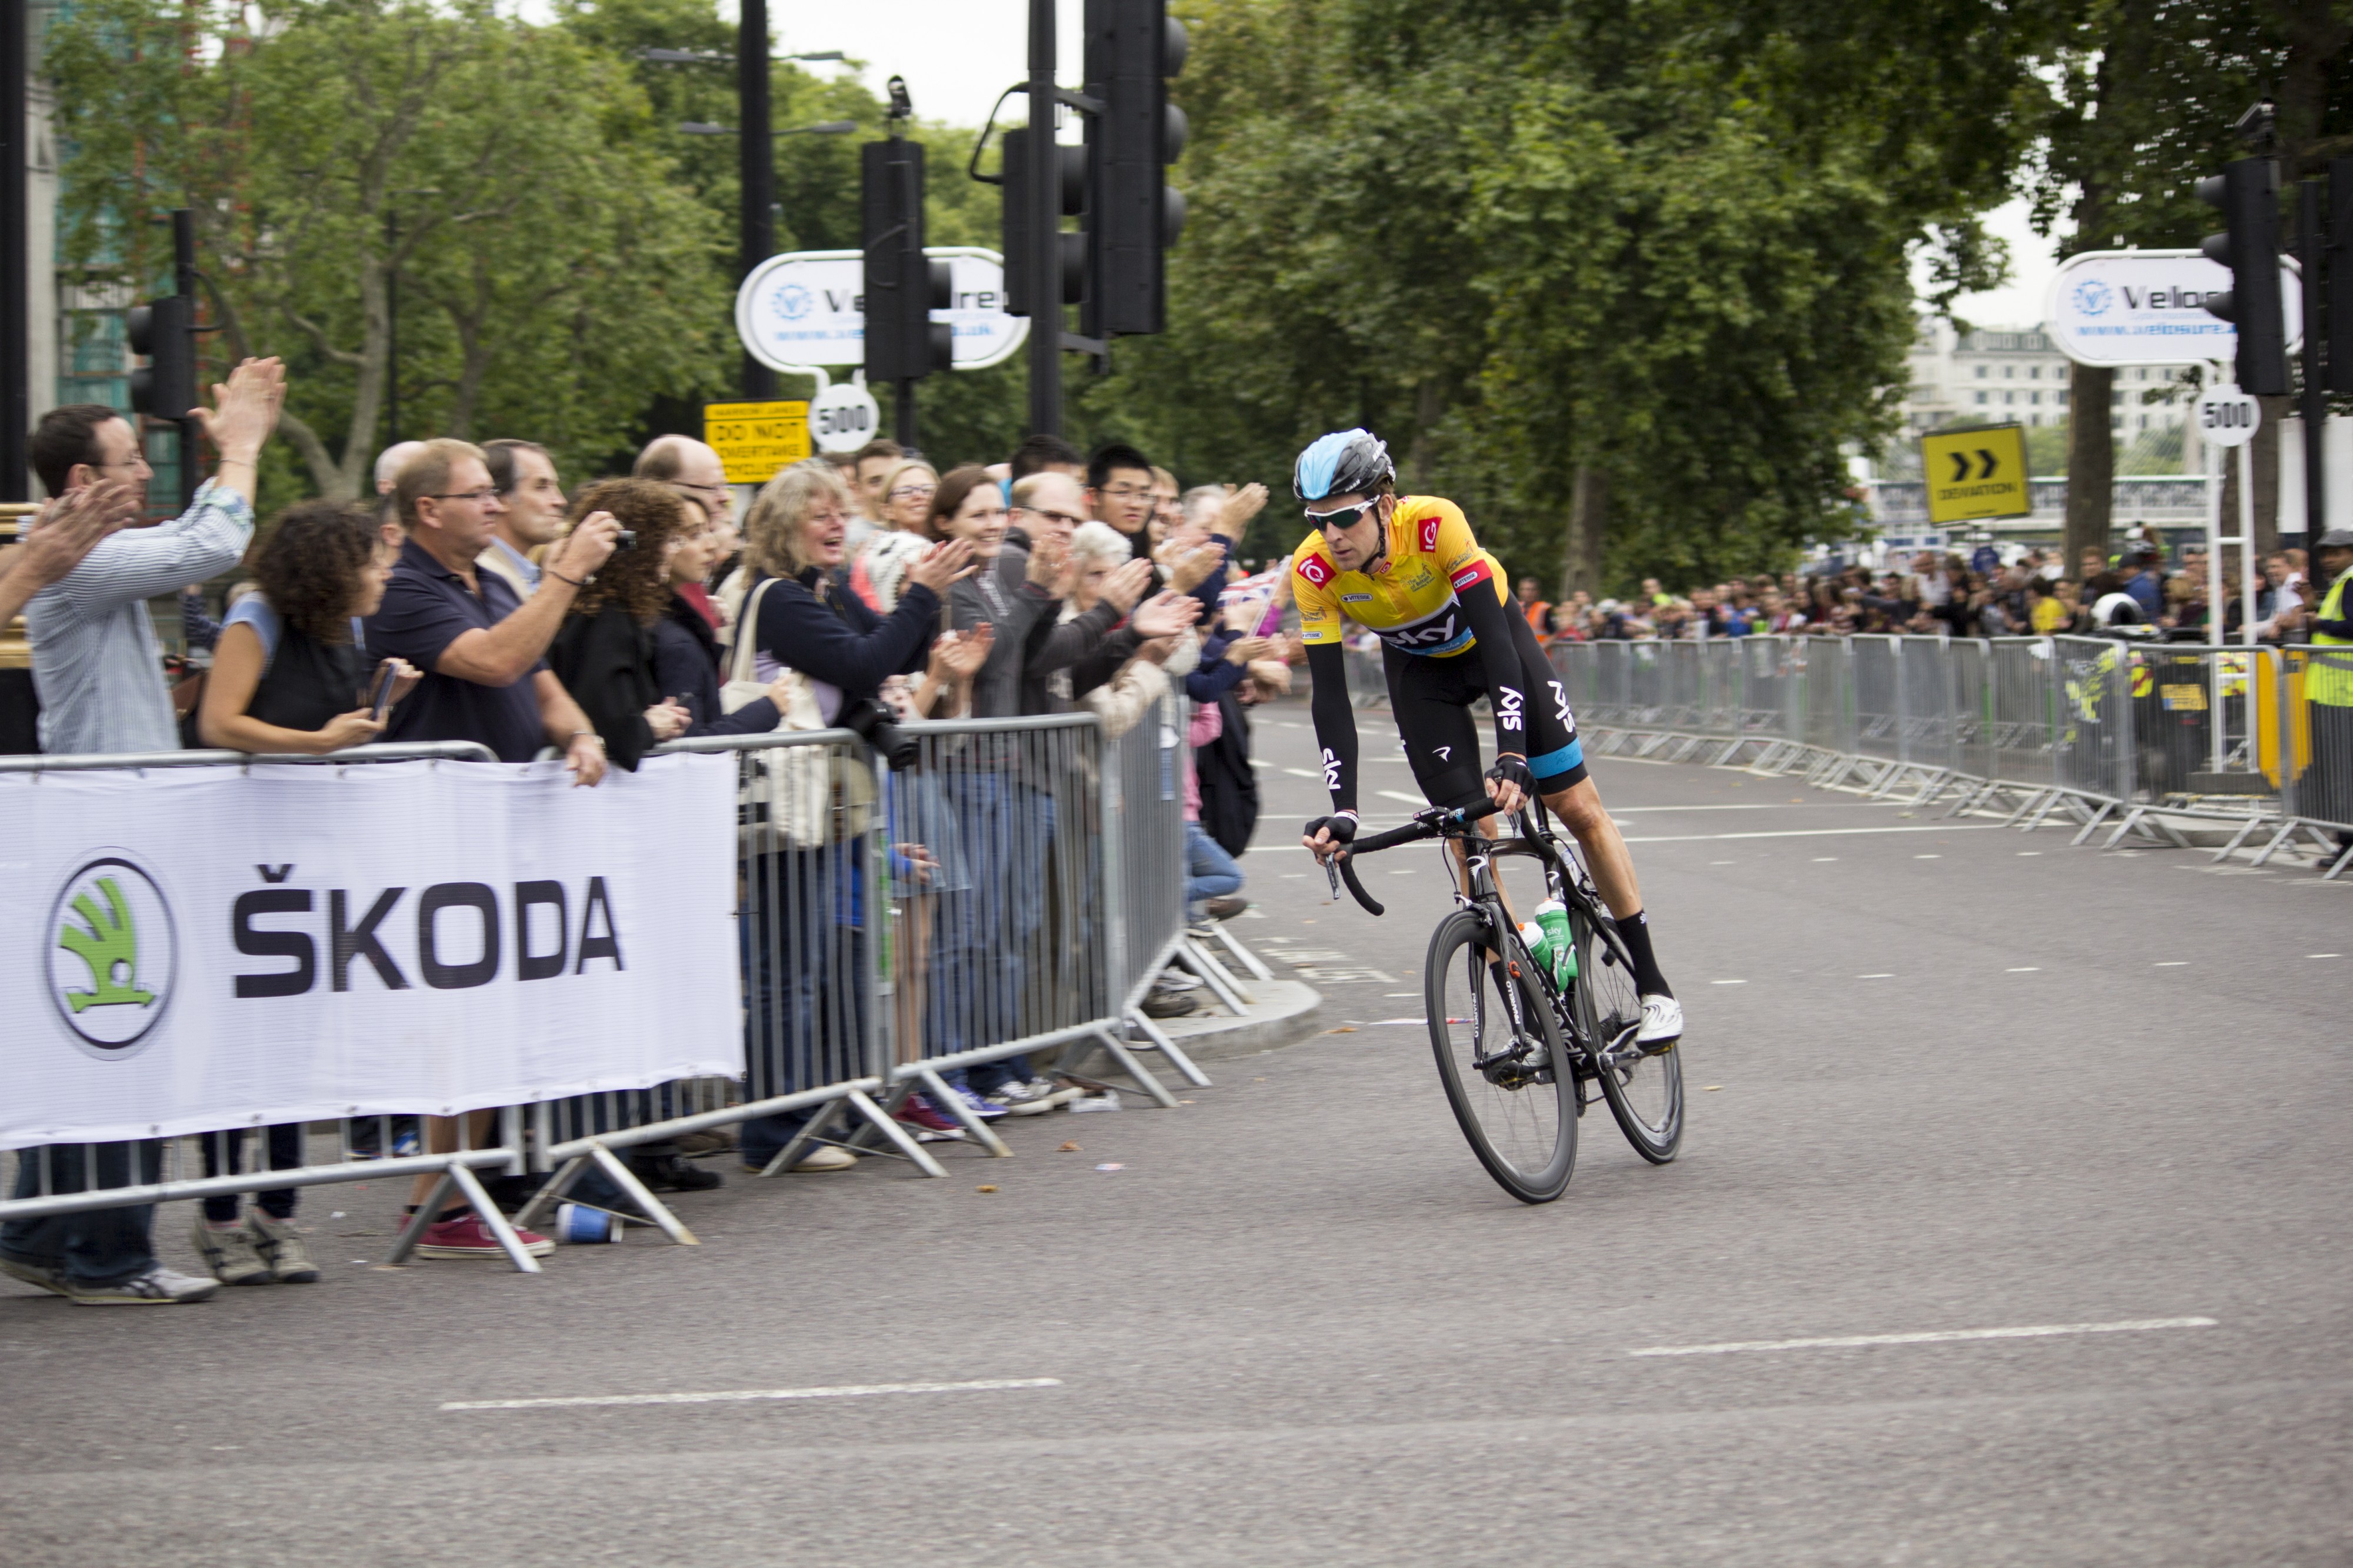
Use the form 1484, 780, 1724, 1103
2045, 249, 2301, 368
808, 381, 884, 454
736, 247, 1028, 376
2195, 388, 2262, 448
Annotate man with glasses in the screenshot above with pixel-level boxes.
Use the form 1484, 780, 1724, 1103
634, 435, 736, 531
366, 438, 617, 773
1290, 428, 1681, 1051
1086, 443, 1159, 544
4, 361, 285, 1307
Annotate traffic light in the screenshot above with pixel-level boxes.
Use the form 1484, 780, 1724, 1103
862, 136, 953, 386
126, 293, 195, 421
999, 127, 1088, 317
1083, 0, 1187, 336
2198, 157, 2289, 395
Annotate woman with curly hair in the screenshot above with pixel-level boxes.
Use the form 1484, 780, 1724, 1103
191, 498, 422, 1288
546, 478, 693, 772
198, 499, 420, 755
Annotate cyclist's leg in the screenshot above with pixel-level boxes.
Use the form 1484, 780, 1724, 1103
1505, 614, 1678, 1042
1387, 650, 1519, 918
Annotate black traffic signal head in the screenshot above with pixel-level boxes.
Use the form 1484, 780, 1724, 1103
862, 139, 954, 384
1084, 0, 1188, 338
126, 295, 196, 421
2198, 157, 2289, 396
1000, 128, 1089, 318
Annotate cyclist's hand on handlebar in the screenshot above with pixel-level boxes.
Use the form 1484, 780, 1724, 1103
1302, 812, 1358, 864
1485, 754, 1534, 816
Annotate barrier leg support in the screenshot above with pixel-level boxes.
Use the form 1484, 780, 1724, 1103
382, 1170, 456, 1267
2327, 841, 2353, 882
1207, 924, 1276, 982
2211, 817, 2264, 863
842, 1088, 950, 1177
2069, 800, 2115, 846
511, 1155, 591, 1232
1175, 938, 1252, 1015
585, 1142, 696, 1246
446, 1162, 545, 1273
916, 1067, 1011, 1157
1126, 1009, 1212, 1088
1083, 1026, 1180, 1107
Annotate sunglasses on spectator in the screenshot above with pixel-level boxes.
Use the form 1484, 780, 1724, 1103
1307, 501, 1376, 531
888, 483, 938, 502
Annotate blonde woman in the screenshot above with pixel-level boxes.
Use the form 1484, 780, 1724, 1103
849, 458, 939, 614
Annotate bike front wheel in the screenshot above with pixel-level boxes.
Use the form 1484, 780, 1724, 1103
1569, 899, 1683, 1163
1425, 909, 1577, 1204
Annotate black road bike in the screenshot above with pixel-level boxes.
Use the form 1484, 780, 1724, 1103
1328, 801, 1682, 1203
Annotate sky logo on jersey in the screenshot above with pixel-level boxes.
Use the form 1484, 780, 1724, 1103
1296, 555, 1332, 588
1496, 685, 1525, 732
1418, 515, 1442, 553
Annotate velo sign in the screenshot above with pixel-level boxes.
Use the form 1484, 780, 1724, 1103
1918, 422, 2031, 523
2196, 388, 2261, 448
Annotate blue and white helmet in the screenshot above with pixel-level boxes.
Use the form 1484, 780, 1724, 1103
1293, 428, 1395, 502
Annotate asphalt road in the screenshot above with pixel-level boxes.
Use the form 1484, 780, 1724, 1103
5, 696, 2349, 1567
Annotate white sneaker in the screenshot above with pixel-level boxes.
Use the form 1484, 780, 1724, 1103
1635, 994, 1683, 1053
67, 1266, 221, 1305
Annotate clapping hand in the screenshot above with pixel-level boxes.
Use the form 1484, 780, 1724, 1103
906, 538, 978, 593
1215, 482, 1268, 539
932, 623, 996, 681
15, 480, 138, 588
1129, 589, 1202, 639
1099, 556, 1158, 613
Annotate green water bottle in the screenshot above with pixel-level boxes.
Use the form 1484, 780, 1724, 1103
1534, 899, 1576, 987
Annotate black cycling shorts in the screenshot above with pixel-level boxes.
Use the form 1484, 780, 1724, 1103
1381, 608, 1585, 810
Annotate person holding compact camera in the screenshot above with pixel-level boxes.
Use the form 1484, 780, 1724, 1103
545, 479, 694, 772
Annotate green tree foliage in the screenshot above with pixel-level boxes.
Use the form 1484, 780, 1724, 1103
1081, 0, 2048, 595
46, 0, 729, 497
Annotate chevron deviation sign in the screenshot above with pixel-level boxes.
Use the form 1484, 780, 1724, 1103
1919, 422, 2031, 523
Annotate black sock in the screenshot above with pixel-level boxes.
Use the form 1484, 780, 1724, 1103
1612, 910, 1671, 997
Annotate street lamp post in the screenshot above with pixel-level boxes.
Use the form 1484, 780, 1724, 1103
739, 0, 774, 398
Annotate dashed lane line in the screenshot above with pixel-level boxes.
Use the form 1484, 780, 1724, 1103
1628, 1317, 2217, 1359
443, 1377, 1065, 1412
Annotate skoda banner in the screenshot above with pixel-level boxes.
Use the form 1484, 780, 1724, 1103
2045, 248, 2302, 368
0, 754, 741, 1149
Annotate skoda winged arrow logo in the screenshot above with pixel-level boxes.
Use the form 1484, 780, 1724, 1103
46, 853, 178, 1057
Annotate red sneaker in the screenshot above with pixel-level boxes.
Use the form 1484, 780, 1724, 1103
414, 1212, 554, 1259
892, 1092, 966, 1141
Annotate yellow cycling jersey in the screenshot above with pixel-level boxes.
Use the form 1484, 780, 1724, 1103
1291, 495, 1508, 658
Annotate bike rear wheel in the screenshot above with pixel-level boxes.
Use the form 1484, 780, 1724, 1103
1568, 897, 1683, 1163
1425, 909, 1576, 1203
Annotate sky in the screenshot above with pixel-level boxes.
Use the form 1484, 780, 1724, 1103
746, 2, 2069, 325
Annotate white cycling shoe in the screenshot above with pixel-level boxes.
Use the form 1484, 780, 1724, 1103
1635, 994, 1682, 1053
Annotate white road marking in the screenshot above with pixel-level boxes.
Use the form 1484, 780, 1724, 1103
442, 1377, 1064, 1412
1710, 979, 1746, 986
1378, 790, 1427, 806
2018, 851, 2042, 856
2154, 961, 2189, 968
1812, 856, 1838, 862
2311, 953, 2341, 959
1709, 860, 1736, 865
1914, 853, 1941, 859
1611, 803, 1831, 814
1282, 767, 1321, 778
1628, 1316, 2217, 1359
1629, 825, 1998, 844
2007, 967, 2040, 973
1857, 973, 1894, 980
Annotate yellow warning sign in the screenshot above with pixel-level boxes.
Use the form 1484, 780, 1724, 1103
704, 401, 812, 485
1919, 423, 2030, 524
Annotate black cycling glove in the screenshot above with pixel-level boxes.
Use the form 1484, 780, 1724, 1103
1305, 811, 1359, 849
1486, 753, 1535, 798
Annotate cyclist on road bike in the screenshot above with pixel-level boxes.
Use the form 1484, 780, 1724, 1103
1291, 428, 1681, 1049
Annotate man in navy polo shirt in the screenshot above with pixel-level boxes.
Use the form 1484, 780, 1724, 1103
362, 438, 622, 1259
366, 438, 616, 774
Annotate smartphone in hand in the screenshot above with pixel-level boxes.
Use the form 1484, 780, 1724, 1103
368, 662, 399, 721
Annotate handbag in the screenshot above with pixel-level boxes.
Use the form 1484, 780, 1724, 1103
721, 576, 876, 850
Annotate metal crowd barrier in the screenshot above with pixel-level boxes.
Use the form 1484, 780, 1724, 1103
1551, 632, 2352, 875
515, 711, 1217, 1242
0, 743, 556, 1275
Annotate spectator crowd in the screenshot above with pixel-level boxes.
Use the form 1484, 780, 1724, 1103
0, 359, 1299, 1303
1505, 541, 2333, 646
